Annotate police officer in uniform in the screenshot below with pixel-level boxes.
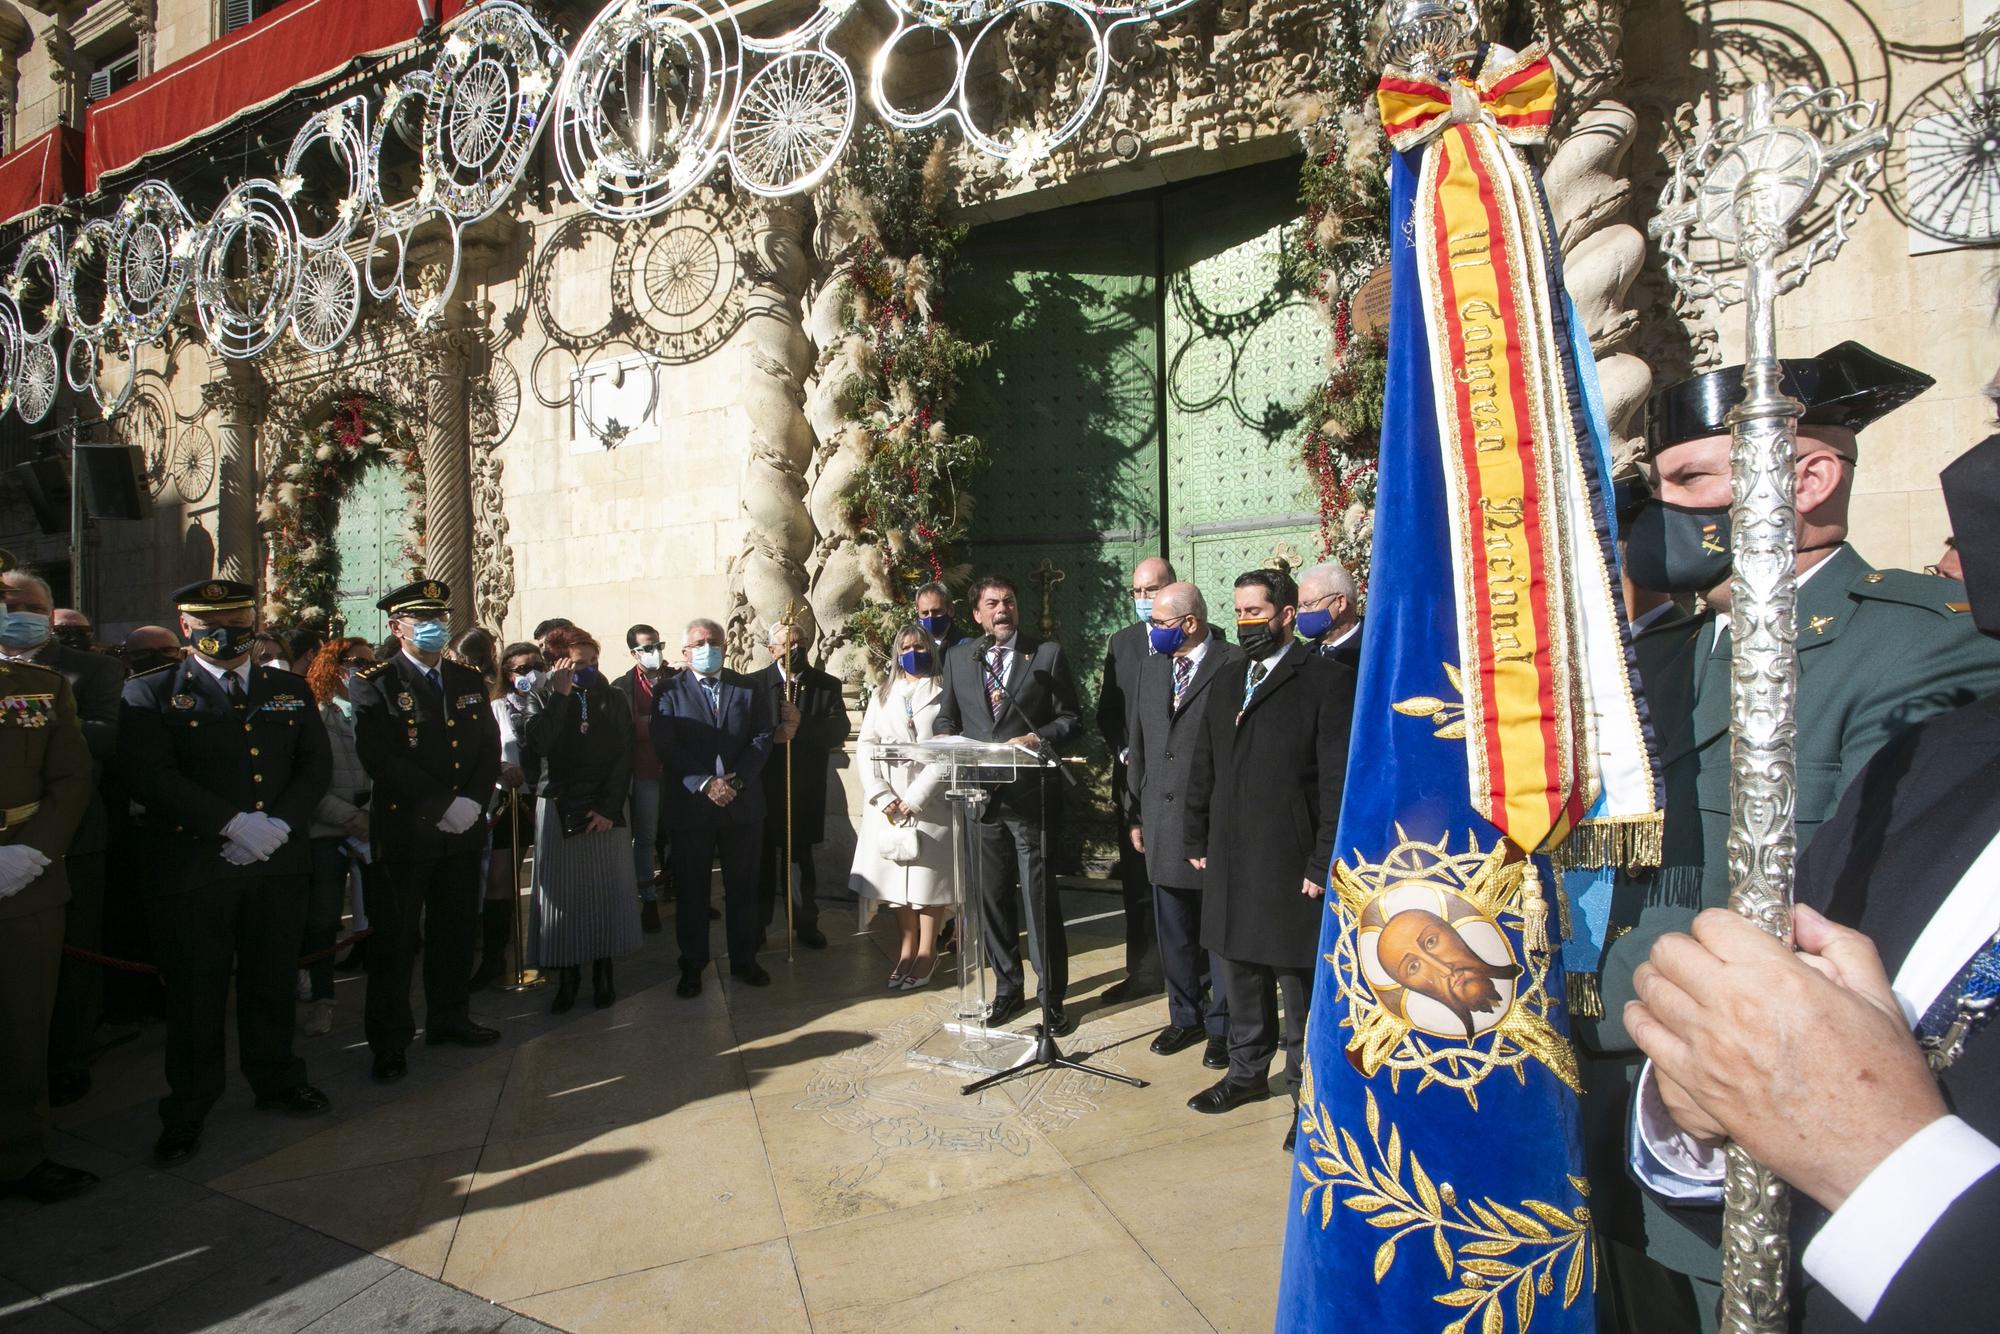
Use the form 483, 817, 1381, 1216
1573, 342, 2000, 1332
0, 547, 96, 1202
119, 579, 333, 1165
348, 579, 502, 1084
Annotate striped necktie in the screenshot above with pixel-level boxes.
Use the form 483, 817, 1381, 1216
1241, 660, 1269, 711
985, 647, 1007, 721
1172, 654, 1193, 712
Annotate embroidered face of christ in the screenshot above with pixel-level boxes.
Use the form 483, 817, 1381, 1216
1375, 908, 1522, 1039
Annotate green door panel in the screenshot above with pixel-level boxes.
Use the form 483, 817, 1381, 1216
1163, 160, 1322, 624
332, 457, 410, 644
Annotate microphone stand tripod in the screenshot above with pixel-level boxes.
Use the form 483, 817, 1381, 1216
959, 640, 1146, 1096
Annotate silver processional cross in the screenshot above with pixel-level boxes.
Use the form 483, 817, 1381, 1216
1651, 81, 1889, 1334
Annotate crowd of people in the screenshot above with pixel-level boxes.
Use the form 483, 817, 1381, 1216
2, 337, 1998, 1330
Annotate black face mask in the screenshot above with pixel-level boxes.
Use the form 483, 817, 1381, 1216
1624, 500, 1733, 596
52, 625, 92, 652
1236, 616, 1288, 659
188, 624, 256, 662
126, 649, 179, 677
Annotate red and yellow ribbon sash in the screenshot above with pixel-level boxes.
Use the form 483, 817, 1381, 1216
1376, 47, 1557, 154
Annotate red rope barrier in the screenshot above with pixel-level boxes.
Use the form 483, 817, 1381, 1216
61, 928, 374, 975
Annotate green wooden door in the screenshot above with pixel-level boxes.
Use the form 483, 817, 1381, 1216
1163, 164, 1322, 622
331, 457, 411, 643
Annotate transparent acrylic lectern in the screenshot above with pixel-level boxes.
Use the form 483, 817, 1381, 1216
871, 736, 1046, 1076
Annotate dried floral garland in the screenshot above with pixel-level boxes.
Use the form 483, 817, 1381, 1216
258, 395, 426, 630
1283, 5, 1392, 586
827, 126, 989, 664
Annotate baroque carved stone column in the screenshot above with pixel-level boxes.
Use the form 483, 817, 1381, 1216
461, 297, 515, 633
0, 5, 28, 153
200, 359, 264, 583
726, 198, 817, 667
417, 318, 479, 629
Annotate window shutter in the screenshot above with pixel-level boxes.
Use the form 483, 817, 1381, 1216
87, 66, 113, 102
222, 0, 257, 32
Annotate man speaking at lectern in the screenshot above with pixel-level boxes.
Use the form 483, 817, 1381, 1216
934, 575, 1081, 1034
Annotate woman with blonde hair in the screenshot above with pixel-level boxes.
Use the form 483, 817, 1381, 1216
850, 624, 954, 989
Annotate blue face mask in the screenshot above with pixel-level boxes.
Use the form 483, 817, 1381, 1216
1147, 621, 1188, 655
0, 609, 50, 650
1133, 597, 1154, 624
897, 648, 932, 676
513, 670, 543, 694
1296, 607, 1335, 641
573, 665, 602, 687
918, 612, 952, 639
406, 619, 451, 653
690, 644, 723, 675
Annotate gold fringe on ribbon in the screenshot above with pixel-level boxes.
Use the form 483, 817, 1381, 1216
1546, 812, 1664, 874
1568, 971, 1603, 1019
1521, 863, 1549, 955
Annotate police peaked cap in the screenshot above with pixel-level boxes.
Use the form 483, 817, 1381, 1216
1645, 341, 1935, 455
172, 578, 256, 613
378, 579, 451, 614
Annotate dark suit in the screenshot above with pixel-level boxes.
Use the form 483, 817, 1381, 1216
29, 641, 121, 1087
0, 661, 90, 1180
935, 632, 1081, 1009
1098, 621, 1159, 990
651, 669, 773, 969
753, 660, 850, 936
349, 652, 502, 1053
1126, 634, 1244, 1035
1317, 617, 1364, 672
118, 659, 331, 1127
1184, 641, 1352, 1094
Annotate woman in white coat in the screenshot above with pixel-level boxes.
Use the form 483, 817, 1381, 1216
851, 624, 954, 989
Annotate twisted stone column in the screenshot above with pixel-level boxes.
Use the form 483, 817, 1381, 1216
726, 198, 817, 668
200, 359, 264, 584
418, 319, 479, 629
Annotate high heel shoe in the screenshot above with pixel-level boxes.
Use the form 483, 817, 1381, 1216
592, 959, 616, 1009
899, 956, 937, 990
887, 961, 912, 991
550, 965, 580, 1014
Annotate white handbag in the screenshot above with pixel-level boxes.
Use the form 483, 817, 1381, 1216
878, 813, 920, 864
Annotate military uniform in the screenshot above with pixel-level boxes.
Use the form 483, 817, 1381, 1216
346, 579, 501, 1077
115, 580, 332, 1158
0, 569, 94, 1199
1576, 344, 2000, 1330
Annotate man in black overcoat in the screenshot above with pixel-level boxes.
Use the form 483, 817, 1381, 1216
348, 578, 503, 1085
753, 621, 849, 952
1182, 568, 1353, 1147
1097, 555, 1174, 1002
118, 579, 333, 1165
934, 574, 1082, 1032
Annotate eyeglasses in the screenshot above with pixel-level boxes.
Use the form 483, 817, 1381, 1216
1146, 615, 1191, 630
1924, 564, 1944, 577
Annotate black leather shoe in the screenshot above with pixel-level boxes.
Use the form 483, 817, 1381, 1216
796, 924, 828, 950
1187, 1078, 1270, 1115
1282, 1122, 1298, 1154
48, 1069, 90, 1108
1150, 1025, 1204, 1056
986, 993, 1026, 1028
676, 965, 704, 998
154, 1123, 202, 1165
592, 960, 616, 1009
256, 1085, 332, 1117
551, 965, 580, 1014
3, 1160, 98, 1203
730, 961, 772, 987
426, 1021, 501, 1047
641, 900, 662, 934
1102, 977, 1161, 1004
372, 1052, 408, 1084
1042, 1008, 1078, 1038
1202, 1036, 1229, 1070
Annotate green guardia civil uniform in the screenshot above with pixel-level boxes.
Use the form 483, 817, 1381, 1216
1573, 343, 2000, 1327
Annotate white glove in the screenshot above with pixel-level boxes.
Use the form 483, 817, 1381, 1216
436, 796, 483, 835
222, 812, 290, 860
0, 844, 51, 898
220, 839, 261, 866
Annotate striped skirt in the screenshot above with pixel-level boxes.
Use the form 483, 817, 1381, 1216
529, 798, 643, 968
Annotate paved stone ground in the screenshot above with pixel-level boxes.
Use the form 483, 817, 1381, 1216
1, 887, 1294, 1332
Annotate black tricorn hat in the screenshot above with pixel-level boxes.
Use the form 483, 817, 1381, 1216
1942, 434, 2000, 641
378, 578, 451, 615
1645, 341, 1935, 455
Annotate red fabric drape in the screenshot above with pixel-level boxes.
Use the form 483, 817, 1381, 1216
0, 127, 84, 225
83, 0, 480, 192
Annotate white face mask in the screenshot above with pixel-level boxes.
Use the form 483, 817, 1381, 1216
637, 648, 663, 671
266, 658, 291, 674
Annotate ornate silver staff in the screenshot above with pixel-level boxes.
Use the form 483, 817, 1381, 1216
1650, 82, 1889, 1334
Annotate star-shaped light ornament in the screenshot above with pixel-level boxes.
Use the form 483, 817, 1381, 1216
72, 232, 94, 259
172, 230, 200, 260
444, 32, 473, 61
324, 107, 348, 140
518, 66, 552, 101
277, 174, 304, 200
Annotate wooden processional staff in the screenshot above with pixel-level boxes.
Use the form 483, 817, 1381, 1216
1650, 82, 1890, 1333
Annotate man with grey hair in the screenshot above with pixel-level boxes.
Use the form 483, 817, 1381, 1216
1, 566, 122, 1105
753, 620, 849, 952
1296, 561, 1362, 671
1126, 581, 1243, 1063
1097, 555, 1175, 1002
653, 616, 775, 996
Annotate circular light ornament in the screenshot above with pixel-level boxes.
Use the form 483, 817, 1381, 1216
194, 179, 303, 360
729, 49, 855, 198
425, 1, 564, 224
